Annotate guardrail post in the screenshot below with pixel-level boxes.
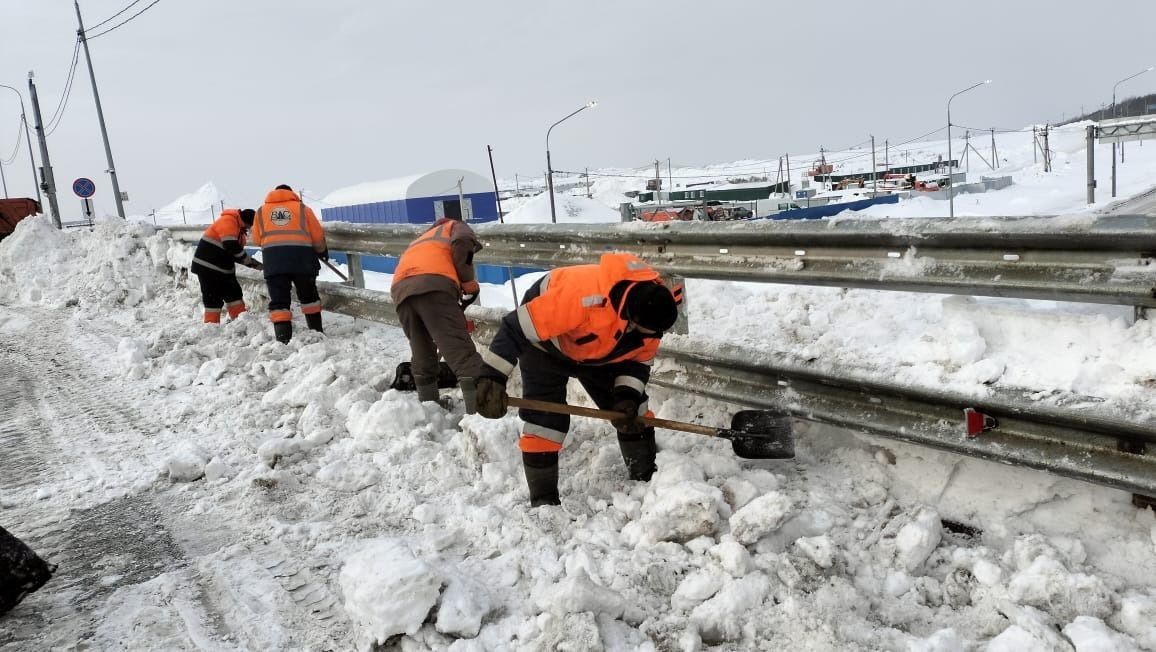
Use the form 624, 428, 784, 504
346, 253, 365, 288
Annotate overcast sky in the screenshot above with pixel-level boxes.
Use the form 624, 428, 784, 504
3, 0, 1156, 216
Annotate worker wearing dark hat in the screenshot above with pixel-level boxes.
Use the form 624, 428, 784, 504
474, 252, 682, 506
251, 184, 328, 343
190, 207, 262, 323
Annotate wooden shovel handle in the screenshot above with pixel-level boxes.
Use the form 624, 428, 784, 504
508, 397, 719, 438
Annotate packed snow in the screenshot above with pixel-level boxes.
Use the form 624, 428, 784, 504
2, 123, 1156, 650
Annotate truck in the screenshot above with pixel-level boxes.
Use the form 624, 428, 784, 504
0, 198, 41, 241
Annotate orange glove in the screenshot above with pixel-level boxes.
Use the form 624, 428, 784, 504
461, 280, 480, 295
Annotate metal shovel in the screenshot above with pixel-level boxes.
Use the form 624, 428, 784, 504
509, 397, 795, 460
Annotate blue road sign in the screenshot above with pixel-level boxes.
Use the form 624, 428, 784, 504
73, 177, 96, 198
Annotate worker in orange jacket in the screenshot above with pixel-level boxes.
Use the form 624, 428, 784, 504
189, 208, 262, 323
250, 184, 328, 343
475, 252, 681, 506
391, 214, 485, 412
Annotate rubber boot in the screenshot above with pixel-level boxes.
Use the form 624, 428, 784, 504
305, 312, 323, 333
415, 375, 439, 403
522, 452, 561, 507
458, 377, 478, 415
617, 428, 657, 481
204, 310, 222, 324
273, 321, 293, 344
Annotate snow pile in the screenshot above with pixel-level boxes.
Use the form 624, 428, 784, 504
149, 181, 227, 226
0, 215, 172, 309
503, 191, 620, 223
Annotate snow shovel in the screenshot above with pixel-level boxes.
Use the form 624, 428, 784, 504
321, 259, 348, 281
508, 397, 795, 460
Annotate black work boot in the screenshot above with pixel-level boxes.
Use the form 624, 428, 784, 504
522, 452, 561, 507
458, 377, 478, 415
273, 321, 293, 344
618, 428, 657, 481
414, 375, 439, 403
305, 312, 323, 332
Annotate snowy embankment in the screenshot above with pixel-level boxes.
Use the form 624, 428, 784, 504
2, 216, 1156, 650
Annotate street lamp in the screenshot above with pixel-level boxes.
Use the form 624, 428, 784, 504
947, 80, 991, 219
546, 100, 597, 224
1111, 66, 1152, 182
0, 84, 42, 205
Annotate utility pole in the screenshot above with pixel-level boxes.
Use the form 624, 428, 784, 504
1042, 125, 1051, 173
654, 159, 661, 201
514, 173, 520, 196
27, 73, 61, 229
0, 152, 8, 197
784, 152, 791, 193
74, 0, 126, 218
870, 134, 877, 197
667, 158, 673, 196
991, 128, 998, 168
964, 131, 970, 173
585, 167, 591, 199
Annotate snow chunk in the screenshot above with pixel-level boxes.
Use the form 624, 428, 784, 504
690, 573, 771, 644
1062, 617, 1139, 652
340, 539, 443, 646
795, 535, 835, 569
728, 492, 792, 545
907, 628, 966, 652
1119, 594, 1156, 650
986, 625, 1052, 652
671, 568, 726, 611
710, 538, 754, 577
165, 443, 209, 482
895, 508, 941, 572
316, 461, 381, 492
435, 574, 493, 639
533, 568, 625, 618
1007, 555, 1113, 622
638, 482, 724, 543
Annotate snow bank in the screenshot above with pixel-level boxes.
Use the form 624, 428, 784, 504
503, 191, 620, 223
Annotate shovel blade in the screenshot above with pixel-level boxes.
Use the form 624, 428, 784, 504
722, 410, 795, 459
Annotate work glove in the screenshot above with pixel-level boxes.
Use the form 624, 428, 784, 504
475, 377, 508, 419
317, 249, 329, 262
610, 389, 645, 434
245, 259, 264, 271
461, 280, 480, 295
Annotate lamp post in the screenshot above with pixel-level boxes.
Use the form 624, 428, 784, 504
546, 100, 597, 224
1110, 67, 1152, 192
0, 84, 42, 205
947, 80, 991, 219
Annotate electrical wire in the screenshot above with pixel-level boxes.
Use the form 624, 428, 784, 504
87, 0, 144, 32
87, 0, 164, 40
1, 118, 22, 165
45, 37, 81, 136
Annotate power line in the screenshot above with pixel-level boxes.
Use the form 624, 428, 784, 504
45, 37, 81, 136
87, 0, 144, 32
1, 117, 23, 165
87, 0, 164, 40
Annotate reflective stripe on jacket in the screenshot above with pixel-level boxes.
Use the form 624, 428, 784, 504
191, 209, 249, 275
251, 188, 327, 276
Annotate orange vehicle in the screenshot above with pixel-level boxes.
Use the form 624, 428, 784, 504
0, 198, 41, 241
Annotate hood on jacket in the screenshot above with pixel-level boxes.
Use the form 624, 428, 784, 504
264, 188, 301, 204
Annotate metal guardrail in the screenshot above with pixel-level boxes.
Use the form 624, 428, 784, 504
170, 214, 1156, 307
168, 217, 1156, 496
262, 278, 1156, 497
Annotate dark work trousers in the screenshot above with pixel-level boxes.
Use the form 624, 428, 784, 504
195, 270, 243, 311
396, 290, 482, 383
265, 273, 320, 318
518, 345, 654, 446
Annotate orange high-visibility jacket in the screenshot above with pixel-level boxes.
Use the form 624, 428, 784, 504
487, 253, 666, 370
392, 218, 472, 288
190, 209, 251, 274
251, 188, 326, 275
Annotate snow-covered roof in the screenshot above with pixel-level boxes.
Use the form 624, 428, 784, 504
321, 169, 494, 207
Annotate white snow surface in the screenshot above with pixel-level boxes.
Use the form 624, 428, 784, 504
1, 134, 1156, 648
